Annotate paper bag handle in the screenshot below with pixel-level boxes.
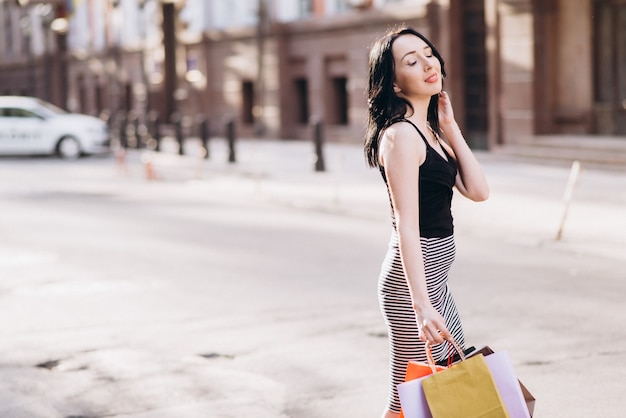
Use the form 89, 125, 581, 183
425, 337, 466, 373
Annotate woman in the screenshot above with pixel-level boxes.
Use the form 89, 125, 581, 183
364, 27, 489, 417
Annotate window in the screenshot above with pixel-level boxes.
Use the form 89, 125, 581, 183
95, 83, 104, 114
124, 83, 133, 112
3, 3, 14, 57
299, 0, 312, 17
241, 81, 254, 125
346, 0, 374, 8
335, 0, 348, 12
329, 76, 348, 125
78, 75, 87, 114
0, 108, 42, 118
294, 78, 309, 125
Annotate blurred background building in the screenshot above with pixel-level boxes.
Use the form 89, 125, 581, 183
0, 0, 624, 150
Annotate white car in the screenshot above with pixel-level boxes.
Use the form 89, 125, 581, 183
0, 96, 110, 159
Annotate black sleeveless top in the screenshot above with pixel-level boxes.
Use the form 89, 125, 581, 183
380, 119, 457, 238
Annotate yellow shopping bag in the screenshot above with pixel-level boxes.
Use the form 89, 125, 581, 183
421, 349, 510, 418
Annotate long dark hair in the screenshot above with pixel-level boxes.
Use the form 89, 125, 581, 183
364, 27, 446, 168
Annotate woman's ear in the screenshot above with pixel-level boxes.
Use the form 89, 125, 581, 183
393, 83, 401, 94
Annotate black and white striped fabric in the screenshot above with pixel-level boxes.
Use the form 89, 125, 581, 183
378, 230, 465, 414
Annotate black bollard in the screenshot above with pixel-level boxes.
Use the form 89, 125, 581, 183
312, 119, 325, 172
150, 111, 161, 151
226, 118, 236, 163
174, 113, 184, 156
118, 111, 128, 149
198, 115, 210, 159
134, 114, 142, 149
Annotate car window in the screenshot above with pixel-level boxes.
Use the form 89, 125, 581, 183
36, 99, 67, 116
0, 108, 44, 118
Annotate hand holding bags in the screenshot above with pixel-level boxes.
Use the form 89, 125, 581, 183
398, 340, 508, 418
398, 340, 534, 418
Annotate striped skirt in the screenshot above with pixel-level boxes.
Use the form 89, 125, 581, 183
378, 231, 465, 413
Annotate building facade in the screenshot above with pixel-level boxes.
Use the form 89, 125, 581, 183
0, 0, 624, 149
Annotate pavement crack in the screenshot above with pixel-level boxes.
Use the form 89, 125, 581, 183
367, 331, 388, 339
597, 349, 626, 358
520, 359, 553, 367
520, 349, 626, 368
198, 352, 235, 360
36, 359, 62, 370
64, 416, 101, 418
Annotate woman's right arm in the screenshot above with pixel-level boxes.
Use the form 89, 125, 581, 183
380, 124, 451, 345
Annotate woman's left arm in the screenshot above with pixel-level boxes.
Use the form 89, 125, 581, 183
438, 91, 489, 202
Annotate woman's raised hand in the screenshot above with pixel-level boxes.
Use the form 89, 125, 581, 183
437, 91, 456, 126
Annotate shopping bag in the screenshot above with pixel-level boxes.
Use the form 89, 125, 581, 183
397, 376, 433, 418
421, 353, 510, 418
398, 354, 446, 418
519, 379, 536, 417
484, 351, 531, 418
404, 360, 446, 382
468, 346, 536, 417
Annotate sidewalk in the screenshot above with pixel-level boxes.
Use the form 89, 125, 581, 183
126, 135, 626, 262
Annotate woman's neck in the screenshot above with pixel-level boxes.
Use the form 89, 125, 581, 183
404, 97, 430, 129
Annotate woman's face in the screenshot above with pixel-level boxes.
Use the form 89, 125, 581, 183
391, 34, 442, 100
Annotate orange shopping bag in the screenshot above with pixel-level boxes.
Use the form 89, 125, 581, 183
398, 349, 446, 418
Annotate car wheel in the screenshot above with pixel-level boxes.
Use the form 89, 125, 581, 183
57, 136, 82, 160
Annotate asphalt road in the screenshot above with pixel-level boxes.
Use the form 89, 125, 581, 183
0, 140, 624, 418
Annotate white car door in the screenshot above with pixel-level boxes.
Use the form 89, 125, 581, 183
0, 107, 47, 154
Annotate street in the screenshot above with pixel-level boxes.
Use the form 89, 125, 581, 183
0, 139, 625, 418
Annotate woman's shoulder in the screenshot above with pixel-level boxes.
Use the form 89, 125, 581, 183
381, 120, 424, 148
379, 120, 427, 166
382, 120, 415, 139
